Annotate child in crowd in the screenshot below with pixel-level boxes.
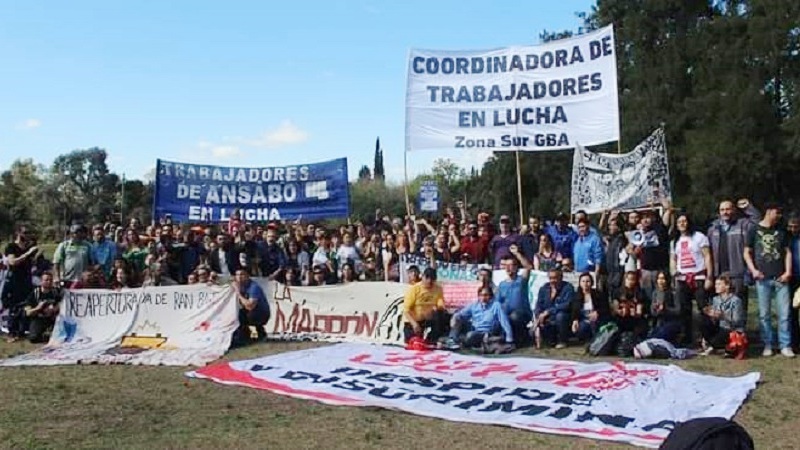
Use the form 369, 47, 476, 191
700, 273, 747, 358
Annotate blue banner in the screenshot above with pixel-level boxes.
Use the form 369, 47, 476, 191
154, 158, 350, 222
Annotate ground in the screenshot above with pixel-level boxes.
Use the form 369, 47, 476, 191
0, 329, 798, 450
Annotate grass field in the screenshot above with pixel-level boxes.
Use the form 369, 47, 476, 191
0, 321, 798, 450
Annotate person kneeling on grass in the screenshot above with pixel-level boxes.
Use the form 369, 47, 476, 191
24, 272, 62, 343
232, 269, 270, 346
700, 273, 747, 358
444, 286, 514, 351
403, 268, 448, 344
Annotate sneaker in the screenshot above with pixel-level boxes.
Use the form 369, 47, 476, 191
555, 343, 567, 350
781, 348, 796, 358
762, 348, 774, 357
700, 346, 715, 356
443, 338, 461, 351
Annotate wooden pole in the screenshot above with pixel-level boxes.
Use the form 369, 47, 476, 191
403, 149, 411, 217
515, 151, 524, 225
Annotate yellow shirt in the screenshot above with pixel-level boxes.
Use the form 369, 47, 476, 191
403, 282, 445, 322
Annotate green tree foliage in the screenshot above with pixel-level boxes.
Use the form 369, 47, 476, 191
373, 137, 385, 182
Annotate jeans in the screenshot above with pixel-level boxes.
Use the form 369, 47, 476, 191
675, 279, 709, 345
790, 279, 800, 350
650, 319, 682, 344
508, 310, 532, 346
574, 319, 600, 342
403, 310, 449, 344
700, 315, 731, 349
756, 279, 791, 349
235, 307, 270, 344
449, 318, 503, 347
539, 311, 570, 345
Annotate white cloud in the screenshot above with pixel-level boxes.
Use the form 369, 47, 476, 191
16, 118, 41, 130
210, 145, 242, 158
245, 120, 309, 148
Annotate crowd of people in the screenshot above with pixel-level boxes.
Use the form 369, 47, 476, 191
1, 198, 798, 360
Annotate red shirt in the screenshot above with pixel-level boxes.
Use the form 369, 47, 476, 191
460, 236, 490, 264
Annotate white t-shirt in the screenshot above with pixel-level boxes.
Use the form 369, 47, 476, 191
336, 245, 360, 267
672, 232, 709, 275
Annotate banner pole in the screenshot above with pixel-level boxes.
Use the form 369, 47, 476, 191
404, 149, 411, 217
515, 151, 524, 225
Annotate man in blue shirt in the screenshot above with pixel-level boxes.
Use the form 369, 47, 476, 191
496, 244, 533, 346
90, 226, 116, 280
534, 269, 575, 349
232, 269, 271, 346
445, 285, 514, 350
547, 212, 577, 260
572, 218, 605, 277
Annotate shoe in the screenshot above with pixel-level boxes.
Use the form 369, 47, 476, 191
781, 348, 796, 358
700, 346, 715, 356
555, 343, 567, 350
443, 338, 461, 351
762, 348, 774, 357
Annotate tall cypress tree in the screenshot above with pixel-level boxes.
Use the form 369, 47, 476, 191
373, 137, 385, 182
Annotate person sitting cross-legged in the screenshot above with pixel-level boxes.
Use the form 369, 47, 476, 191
444, 286, 514, 352
700, 273, 747, 358
570, 272, 610, 343
24, 272, 62, 343
534, 268, 575, 349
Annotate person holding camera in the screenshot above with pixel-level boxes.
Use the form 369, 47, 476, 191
24, 272, 62, 343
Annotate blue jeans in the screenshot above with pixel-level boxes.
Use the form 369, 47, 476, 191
539, 311, 570, 345
756, 279, 791, 349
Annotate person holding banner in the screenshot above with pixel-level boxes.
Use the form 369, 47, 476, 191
232, 269, 270, 346
496, 245, 533, 346
444, 286, 514, 352
403, 268, 447, 344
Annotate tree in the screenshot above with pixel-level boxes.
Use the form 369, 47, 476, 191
357, 165, 372, 182
373, 137, 385, 182
51, 148, 119, 224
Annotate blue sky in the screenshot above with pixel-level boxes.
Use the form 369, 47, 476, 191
0, 0, 594, 182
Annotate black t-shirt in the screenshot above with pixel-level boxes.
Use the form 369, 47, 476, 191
26, 286, 62, 309
4, 242, 33, 291
639, 223, 669, 271
746, 224, 788, 280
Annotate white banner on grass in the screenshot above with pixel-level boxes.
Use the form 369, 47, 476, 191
0, 284, 238, 366
406, 25, 619, 152
571, 128, 672, 214
188, 343, 759, 448
257, 280, 407, 345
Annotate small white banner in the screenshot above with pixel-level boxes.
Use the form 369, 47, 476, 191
0, 284, 239, 366
571, 127, 672, 214
188, 343, 759, 448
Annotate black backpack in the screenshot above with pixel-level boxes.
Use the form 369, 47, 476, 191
660, 417, 754, 450
588, 322, 619, 356
616, 331, 637, 357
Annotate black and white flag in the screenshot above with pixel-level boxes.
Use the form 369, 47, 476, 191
570, 127, 672, 214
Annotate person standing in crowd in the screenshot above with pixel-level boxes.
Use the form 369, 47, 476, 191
634, 201, 672, 296
460, 222, 489, 265
744, 202, 794, 357
519, 215, 545, 261
402, 267, 447, 344
3, 226, 38, 342
547, 212, 577, 261
649, 271, 682, 344
445, 285, 514, 351
707, 199, 760, 317
497, 245, 533, 345
570, 272, 609, 343
533, 233, 561, 271
671, 213, 713, 345
90, 225, 117, 281
489, 215, 519, 269
24, 271, 61, 343
603, 213, 629, 296
208, 233, 241, 280
787, 213, 800, 351
700, 273, 746, 358
258, 228, 286, 280
53, 224, 92, 288
572, 218, 604, 279
232, 269, 270, 346
335, 232, 361, 276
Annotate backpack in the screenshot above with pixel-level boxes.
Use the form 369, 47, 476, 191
659, 417, 754, 450
588, 322, 619, 356
616, 331, 637, 357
